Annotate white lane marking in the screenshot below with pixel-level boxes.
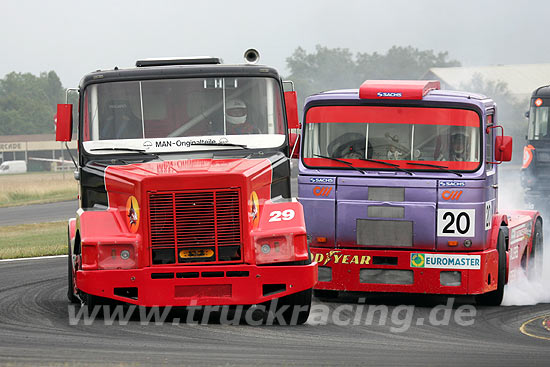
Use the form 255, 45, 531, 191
0, 255, 67, 263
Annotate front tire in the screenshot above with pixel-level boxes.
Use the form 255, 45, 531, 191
476, 229, 506, 306
270, 288, 312, 325
67, 228, 79, 304
313, 289, 339, 300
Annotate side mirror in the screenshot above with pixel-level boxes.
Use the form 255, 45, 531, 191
56, 104, 73, 142
284, 91, 301, 130
525, 110, 530, 119
495, 135, 513, 162
289, 131, 300, 159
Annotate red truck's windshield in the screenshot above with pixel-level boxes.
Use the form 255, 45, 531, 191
302, 105, 481, 172
81, 77, 286, 154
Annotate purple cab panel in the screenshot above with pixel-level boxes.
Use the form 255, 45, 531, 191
298, 176, 337, 247
335, 177, 436, 250
299, 173, 495, 251
436, 176, 496, 251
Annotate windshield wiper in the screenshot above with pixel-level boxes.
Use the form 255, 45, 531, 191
313, 154, 366, 174
405, 162, 463, 177
90, 147, 160, 160
191, 142, 248, 149
357, 158, 414, 176
91, 147, 148, 153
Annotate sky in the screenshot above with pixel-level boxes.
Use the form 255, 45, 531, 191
2, 0, 549, 88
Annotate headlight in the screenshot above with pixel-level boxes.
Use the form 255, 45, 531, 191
255, 235, 294, 264
98, 244, 137, 269
120, 250, 131, 260
254, 233, 309, 264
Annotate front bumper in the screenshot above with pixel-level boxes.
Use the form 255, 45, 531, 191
311, 247, 499, 295
76, 263, 317, 307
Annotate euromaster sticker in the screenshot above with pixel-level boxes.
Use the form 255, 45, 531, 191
410, 253, 480, 270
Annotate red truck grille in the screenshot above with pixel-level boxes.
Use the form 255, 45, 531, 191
149, 189, 242, 265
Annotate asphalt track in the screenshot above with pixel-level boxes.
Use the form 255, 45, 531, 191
0, 165, 549, 365
0, 200, 77, 226
0, 256, 548, 366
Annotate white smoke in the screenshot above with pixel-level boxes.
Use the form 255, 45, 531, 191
502, 266, 550, 306
499, 165, 550, 306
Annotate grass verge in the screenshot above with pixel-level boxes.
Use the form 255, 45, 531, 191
0, 221, 67, 259
0, 171, 77, 207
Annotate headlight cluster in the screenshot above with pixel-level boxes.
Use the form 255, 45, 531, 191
254, 233, 308, 264
98, 243, 137, 269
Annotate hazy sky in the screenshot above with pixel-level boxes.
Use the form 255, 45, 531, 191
2, 0, 549, 87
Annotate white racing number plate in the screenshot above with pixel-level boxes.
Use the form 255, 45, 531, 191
437, 209, 475, 237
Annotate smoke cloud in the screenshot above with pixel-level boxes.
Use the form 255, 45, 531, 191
499, 166, 550, 306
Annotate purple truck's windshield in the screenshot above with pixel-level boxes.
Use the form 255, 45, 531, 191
303, 105, 481, 172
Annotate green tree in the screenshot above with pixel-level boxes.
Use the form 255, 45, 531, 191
285, 45, 461, 117
460, 74, 528, 164
0, 71, 65, 135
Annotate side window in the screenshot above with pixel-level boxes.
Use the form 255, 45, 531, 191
486, 114, 494, 170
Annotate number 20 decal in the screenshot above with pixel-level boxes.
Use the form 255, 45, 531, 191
437, 209, 475, 237
269, 209, 296, 222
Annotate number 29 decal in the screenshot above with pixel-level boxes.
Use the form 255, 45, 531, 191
269, 209, 296, 222
437, 209, 475, 237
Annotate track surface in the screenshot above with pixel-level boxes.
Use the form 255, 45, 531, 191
0, 200, 77, 226
0, 257, 548, 366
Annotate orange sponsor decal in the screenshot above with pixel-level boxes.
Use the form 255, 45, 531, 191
522, 145, 535, 169
313, 186, 333, 197
441, 190, 463, 201
126, 196, 140, 233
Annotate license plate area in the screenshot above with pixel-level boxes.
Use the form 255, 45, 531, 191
356, 219, 413, 247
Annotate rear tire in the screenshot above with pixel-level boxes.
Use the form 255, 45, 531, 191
476, 229, 506, 306
528, 219, 543, 281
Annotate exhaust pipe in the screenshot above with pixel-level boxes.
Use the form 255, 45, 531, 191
244, 49, 260, 65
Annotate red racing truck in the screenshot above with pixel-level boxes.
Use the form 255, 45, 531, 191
298, 80, 543, 305
55, 51, 316, 323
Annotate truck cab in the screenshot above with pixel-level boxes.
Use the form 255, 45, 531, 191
522, 85, 550, 213
56, 53, 316, 323
298, 80, 542, 305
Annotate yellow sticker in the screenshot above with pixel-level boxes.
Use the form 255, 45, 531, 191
179, 249, 214, 258
126, 196, 140, 233
250, 191, 260, 228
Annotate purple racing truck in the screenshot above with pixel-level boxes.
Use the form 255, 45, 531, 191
298, 80, 543, 305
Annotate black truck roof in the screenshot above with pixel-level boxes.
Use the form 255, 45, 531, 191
533, 85, 550, 97
79, 61, 280, 89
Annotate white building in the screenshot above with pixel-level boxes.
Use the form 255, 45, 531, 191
423, 63, 550, 102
